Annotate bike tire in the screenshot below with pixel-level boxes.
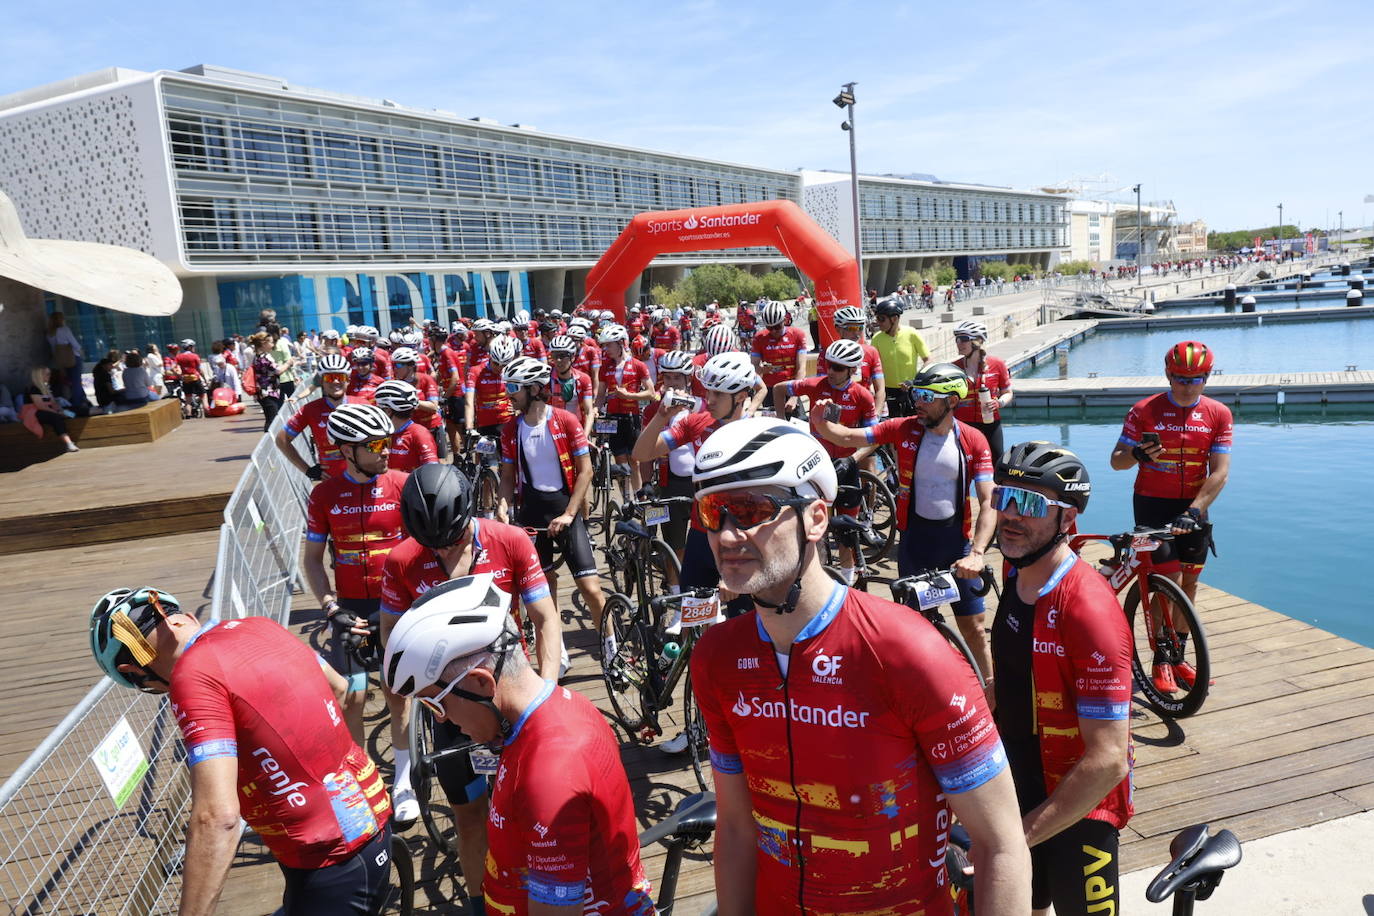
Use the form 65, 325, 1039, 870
407, 701, 459, 857
857, 470, 896, 564
681, 663, 713, 794
603, 499, 622, 557
601, 592, 650, 739
932, 617, 986, 688
645, 538, 682, 604
474, 465, 500, 519
384, 833, 414, 916
1124, 574, 1211, 718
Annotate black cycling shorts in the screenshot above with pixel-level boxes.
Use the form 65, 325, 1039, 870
432, 717, 489, 806
180, 378, 206, 397
444, 395, 464, 423
518, 488, 598, 579
1133, 494, 1214, 569
278, 820, 393, 916
604, 412, 640, 458
658, 474, 695, 548
329, 597, 380, 694
1030, 816, 1120, 916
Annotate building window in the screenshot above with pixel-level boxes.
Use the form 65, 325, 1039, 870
169, 116, 228, 171
445, 150, 491, 193
498, 155, 537, 198
231, 124, 310, 179
314, 133, 381, 185
388, 142, 441, 189
584, 166, 616, 204
391, 208, 444, 251
545, 162, 578, 200
322, 206, 385, 252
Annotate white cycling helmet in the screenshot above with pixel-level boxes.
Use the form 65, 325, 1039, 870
495, 320, 512, 335
693, 417, 837, 502
761, 302, 788, 327
502, 356, 551, 387
599, 309, 616, 322
383, 574, 514, 698
327, 403, 392, 444
361, 326, 379, 340
321, 328, 341, 340
402, 331, 423, 347
515, 309, 530, 324
389, 329, 405, 345
391, 347, 419, 365
598, 324, 628, 345
487, 335, 521, 366
346, 324, 360, 336
834, 306, 868, 327
954, 320, 988, 340
569, 316, 592, 330
657, 350, 695, 375
824, 339, 865, 369
471, 318, 495, 333
702, 324, 736, 356
653, 308, 669, 322
699, 352, 757, 395
706, 303, 719, 313
180, 338, 196, 349
350, 346, 375, 363
374, 379, 420, 412
548, 334, 578, 355
318, 352, 349, 374
564, 324, 588, 342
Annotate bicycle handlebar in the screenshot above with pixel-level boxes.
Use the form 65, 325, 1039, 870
891, 565, 995, 600
648, 587, 719, 614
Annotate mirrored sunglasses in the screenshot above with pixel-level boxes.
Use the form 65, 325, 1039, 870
992, 485, 1073, 518
697, 491, 814, 533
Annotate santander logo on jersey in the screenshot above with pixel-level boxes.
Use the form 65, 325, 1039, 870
731, 691, 871, 727
330, 501, 400, 516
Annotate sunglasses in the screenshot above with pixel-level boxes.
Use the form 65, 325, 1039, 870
504, 382, 524, 395
322, 373, 348, 384
697, 491, 815, 533
909, 388, 954, 403
992, 485, 1074, 518
416, 658, 494, 718
356, 438, 390, 454
954, 335, 981, 343
1170, 374, 1209, 385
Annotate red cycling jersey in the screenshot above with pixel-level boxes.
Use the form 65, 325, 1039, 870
284, 395, 369, 479
378, 519, 551, 615
1119, 393, 1233, 499
547, 369, 594, 420
347, 372, 385, 400
305, 470, 408, 599
650, 325, 681, 350
817, 341, 885, 389
750, 326, 807, 388
435, 346, 464, 396
662, 409, 721, 531
692, 583, 1005, 914
574, 341, 601, 382
785, 376, 877, 460
597, 357, 651, 416
737, 307, 757, 332
413, 352, 434, 377
174, 351, 203, 380
483, 682, 655, 914
371, 347, 392, 379
952, 355, 1012, 425
866, 418, 993, 539
401, 371, 442, 430
519, 336, 547, 361
387, 421, 439, 473
171, 617, 391, 869
688, 351, 713, 398
466, 361, 515, 428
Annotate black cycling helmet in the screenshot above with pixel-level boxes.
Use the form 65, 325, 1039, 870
401, 463, 474, 549
910, 363, 970, 400
874, 298, 905, 318
995, 441, 1091, 511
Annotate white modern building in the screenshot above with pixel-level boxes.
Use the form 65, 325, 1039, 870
0, 64, 1068, 356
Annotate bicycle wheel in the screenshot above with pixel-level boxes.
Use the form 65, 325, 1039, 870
932, 616, 986, 688
603, 499, 622, 556
645, 538, 682, 603
407, 702, 459, 856
681, 662, 713, 794
601, 592, 650, 739
857, 470, 896, 564
383, 833, 414, 916
1124, 574, 1210, 718
474, 465, 500, 519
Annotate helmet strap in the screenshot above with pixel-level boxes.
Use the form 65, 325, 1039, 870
1005, 509, 1068, 569
749, 506, 810, 616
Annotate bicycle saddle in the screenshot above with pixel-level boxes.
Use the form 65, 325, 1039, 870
639, 792, 717, 846
829, 515, 867, 532
1145, 824, 1242, 903
616, 519, 652, 541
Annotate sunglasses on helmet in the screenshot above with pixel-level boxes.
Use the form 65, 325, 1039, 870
696, 491, 816, 533
992, 485, 1073, 518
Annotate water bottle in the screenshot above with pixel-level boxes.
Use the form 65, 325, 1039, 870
658, 641, 681, 669
978, 388, 996, 423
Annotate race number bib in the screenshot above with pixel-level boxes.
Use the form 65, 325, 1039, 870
594, 419, 618, 435
1131, 535, 1161, 552
469, 747, 500, 776
680, 593, 723, 628
475, 438, 497, 455
644, 504, 671, 527
913, 575, 960, 611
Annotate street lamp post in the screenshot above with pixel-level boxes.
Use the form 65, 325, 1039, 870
1133, 184, 1142, 279
1338, 210, 1343, 255
834, 83, 861, 296
1277, 203, 1284, 254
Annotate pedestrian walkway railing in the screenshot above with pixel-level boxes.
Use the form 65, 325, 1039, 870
0, 396, 313, 915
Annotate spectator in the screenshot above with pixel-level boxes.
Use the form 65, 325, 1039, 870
23, 367, 79, 452
144, 344, 165, 397
211, 351, 242, 398
45, 311, 89, 409
267, 322, 300, 399
249, 330, 284, 429
120, 350, 154, 410
92, 357, 119, 413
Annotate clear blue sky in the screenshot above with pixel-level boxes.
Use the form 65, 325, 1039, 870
5, 0, 1371, 231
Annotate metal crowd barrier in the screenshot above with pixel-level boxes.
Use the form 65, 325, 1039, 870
0, 396, 314, 914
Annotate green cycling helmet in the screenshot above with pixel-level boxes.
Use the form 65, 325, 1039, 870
910, 363, 970, 400
89, 587, 182, 690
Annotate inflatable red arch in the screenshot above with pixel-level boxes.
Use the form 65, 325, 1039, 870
580, 200, 860, 348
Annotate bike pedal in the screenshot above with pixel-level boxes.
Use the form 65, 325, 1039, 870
639, 726, 661, 742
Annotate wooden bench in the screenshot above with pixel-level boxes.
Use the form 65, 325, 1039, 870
0, 398, 182, 472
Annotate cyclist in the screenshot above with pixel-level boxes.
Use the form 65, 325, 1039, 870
991, 442, 1133, 916
498, 356, 609, 654
360, 327, 393, 378
90, 587, 393, 915
389, 346, 447, 460
691, 323, 738, 397
649, 307, 681, 351
346, 347, 385, 399
276, 352, 366, 481
374, 379, 439, 474
302, 403, 408, 744
464, 333, 520, 447
547, 333, 597, 435
952, 320, 1013, 460
749, 301, 807, 411
810, 363, 997, 682
565, 322, 602, 380
871, 299, 931, 416
513, 318, 547, 361
174, 338, 209, 415
677, 304, 694, 349
689, 418, 1029, 915
594, 324, 654, 497
427, 324, 466, 457
632, 349, 700, 555
383, 575, 656, 914
1109, 340, 1231, 691
780, 338, 878, 584
816, 305, 885, 413
379, 465, 563, 904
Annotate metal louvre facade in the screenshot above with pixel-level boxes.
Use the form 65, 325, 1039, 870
857, 179, 1066, 256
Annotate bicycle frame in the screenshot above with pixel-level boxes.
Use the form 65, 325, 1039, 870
1069, 530, 1175, 644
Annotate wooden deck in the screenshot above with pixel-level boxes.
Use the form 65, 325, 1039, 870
0, 399, 184, 472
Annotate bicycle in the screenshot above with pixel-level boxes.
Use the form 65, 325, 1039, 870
249, 827, 413, 916
640, 791, 719, 916
820, 463, 897, 571
1069, 526, 1212, 718
602, 587, 719, 792
454, 430, 501, 519
890, 566, 995, 687
178, 377, 204, 419
1146, 823, 1242, 915
601, 495, 690, 598
585, 421, 627, 538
